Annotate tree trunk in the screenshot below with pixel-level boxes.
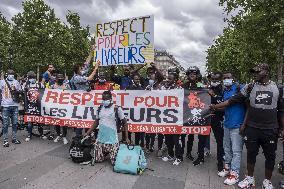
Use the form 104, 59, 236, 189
277, 35, 284, 84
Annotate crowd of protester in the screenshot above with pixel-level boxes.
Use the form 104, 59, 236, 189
0, 48, 284, 189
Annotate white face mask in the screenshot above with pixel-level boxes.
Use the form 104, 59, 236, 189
211, 81, 221, 87
7, 75, 14, 81
29, 78, 36, 84
102, 100, 111, 107
149, 79, 155, 86
223, 79, 233, 87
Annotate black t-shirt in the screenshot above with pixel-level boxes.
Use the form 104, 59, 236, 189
229, 81, 284, 129
210, 85, 224, 123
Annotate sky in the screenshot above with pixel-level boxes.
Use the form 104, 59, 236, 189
0, 0, 226, 73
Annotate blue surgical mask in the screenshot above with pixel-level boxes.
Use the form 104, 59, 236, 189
7, 75, 14, 81
149, 79, 155, 86
29, 79, 36, 84
223, 79, 233, 87
102, 100, 111, 107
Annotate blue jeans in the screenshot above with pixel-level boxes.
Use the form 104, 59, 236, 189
223, 127, 244, 174
27, 122, 43, 137
2, 106, 19, 141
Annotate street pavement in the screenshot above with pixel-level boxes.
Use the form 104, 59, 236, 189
0, 128, 284, 189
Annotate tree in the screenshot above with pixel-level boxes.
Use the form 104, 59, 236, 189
9, 0, 90, 78
0, 12, 11, 73
64, 11, 90, 77
207, 0, 284, 83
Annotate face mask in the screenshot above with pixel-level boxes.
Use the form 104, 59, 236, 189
99, 79, 106, 83
102, 100, 111, 107
57, 79, 64, 85
223, 79, 233, 87
29, 79, 36, 84
149, 79, 155, 86
211, 81, 221, 87
7, 75, 14, 81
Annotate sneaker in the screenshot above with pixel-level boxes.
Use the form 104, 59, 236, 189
12, 139, 21, 144
262, 179, 273, 189
80, 161, 91, 165
54, 136, 61, 143
62, 137, 68, 145
193, 157, 204, 166
224, 171, 239, 185
41, 135, 48, 140
279, 180, 284, 189
48, 134, 54, 140
3, 140, 9, 147
162, 155, 175, 162
238, 176, 255, 188
186, 153, 194, 161
157, 149, 163, 157
25, 136, 31, 142
173, 158, 182, 166
204, 148, 211, 157
149, 146, 154, 153
218, 168, 230, 177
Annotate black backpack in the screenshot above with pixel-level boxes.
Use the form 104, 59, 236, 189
97, 105, 123, 133
69, 136, 93, 163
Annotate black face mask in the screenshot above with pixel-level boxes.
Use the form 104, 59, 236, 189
57, 79, 64, 85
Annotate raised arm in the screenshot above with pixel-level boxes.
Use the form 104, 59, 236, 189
86, 60, 101, 81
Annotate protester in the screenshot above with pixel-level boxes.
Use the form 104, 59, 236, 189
1, 69, 22, 147
212, 63, 284, 189
161, 67, 184, 165
42, 64, 55, 87
207, 71, 225, 173
52, 74, 70, 145
145, 69, 164, 155
85, 90, 130, 165
110, 64, 144, 90
71, 54, 100, 91
93, 71, 113, 90
126, 73, 145, 147
24, 71, 45, 142
183, 66, 206, 166
211, 71, 245, 185
71, 51, 100, 137
144, 63, 164, 87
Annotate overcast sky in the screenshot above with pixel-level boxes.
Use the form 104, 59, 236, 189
0, 0, 226, 73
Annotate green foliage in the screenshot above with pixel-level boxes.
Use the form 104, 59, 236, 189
207, 0, 284, 83
3, 0, 90, 78
0, 13, 11, 72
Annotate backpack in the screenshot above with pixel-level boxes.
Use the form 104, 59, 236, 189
69, 136, 93, 163
113, 144, 147, 175
69, 75, 77, 90
97, 105, 123, 133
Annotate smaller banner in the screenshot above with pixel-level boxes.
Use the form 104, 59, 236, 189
94, 15, 154, 66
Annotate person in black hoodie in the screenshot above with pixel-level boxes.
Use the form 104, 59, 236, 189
208, 71, 224, 172
127, 73, 145, 147
161, 67, 184, 165
182, 66, 206, 166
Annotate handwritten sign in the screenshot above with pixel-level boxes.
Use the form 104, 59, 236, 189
94, 15, 154, 66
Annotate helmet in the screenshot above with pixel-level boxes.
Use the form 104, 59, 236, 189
168, 67, 180, 75
186, 66, 200, 75
27, 71, 36, 79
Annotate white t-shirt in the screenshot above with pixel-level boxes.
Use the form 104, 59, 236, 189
96, 105, 125, 144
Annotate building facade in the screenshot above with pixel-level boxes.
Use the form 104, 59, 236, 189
154, 50, 185, 77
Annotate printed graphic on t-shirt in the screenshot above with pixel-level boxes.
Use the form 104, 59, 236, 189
255, 91, 273, 105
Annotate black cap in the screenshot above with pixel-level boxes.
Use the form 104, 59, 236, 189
250, 63, 270, 73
